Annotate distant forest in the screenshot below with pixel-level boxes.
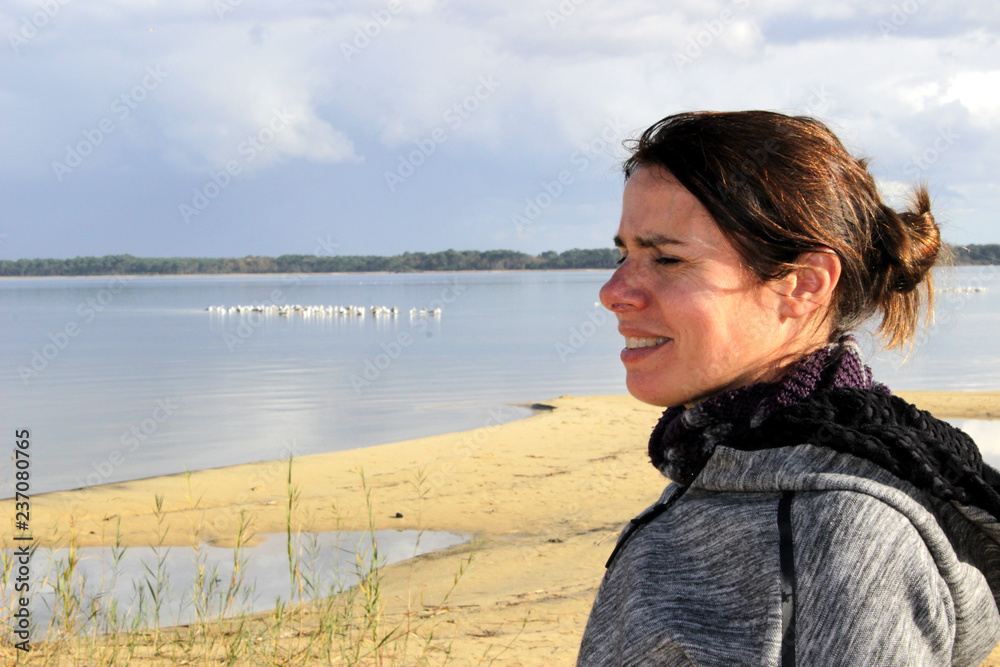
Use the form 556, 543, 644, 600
0, 248, 617, 276
0, 245, 997, 277
949, 244, 1000, 265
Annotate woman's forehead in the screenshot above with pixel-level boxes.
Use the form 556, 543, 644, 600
618, 170, 724, 249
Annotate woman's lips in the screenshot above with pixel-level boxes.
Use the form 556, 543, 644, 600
620, 336, 672, 364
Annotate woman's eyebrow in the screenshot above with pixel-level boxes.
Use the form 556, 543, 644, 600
613, 233, 687, 249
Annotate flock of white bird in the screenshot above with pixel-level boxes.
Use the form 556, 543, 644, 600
205, 304, 442, 317
940, 286, 990, 293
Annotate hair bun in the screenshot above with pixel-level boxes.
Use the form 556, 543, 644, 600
865, 186, 941, 348
877, 187, 940, 295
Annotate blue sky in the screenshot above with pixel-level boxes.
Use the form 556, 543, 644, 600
1, 0, 998, 260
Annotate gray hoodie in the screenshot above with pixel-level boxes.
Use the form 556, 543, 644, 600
577, 441, 1000, 666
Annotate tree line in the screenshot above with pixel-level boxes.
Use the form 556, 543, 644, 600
949, 244, 1000, 265
0, 245, 996, 277
0, 248, 619, 276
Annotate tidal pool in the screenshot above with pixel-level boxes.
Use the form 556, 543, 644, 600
4, 528, 468, 636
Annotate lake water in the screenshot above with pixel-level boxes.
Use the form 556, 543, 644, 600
1, 266, 998, 497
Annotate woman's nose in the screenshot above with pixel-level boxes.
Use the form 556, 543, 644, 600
600, 261, 644, 313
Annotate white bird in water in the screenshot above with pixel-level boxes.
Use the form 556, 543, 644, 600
207, 303, 427, 318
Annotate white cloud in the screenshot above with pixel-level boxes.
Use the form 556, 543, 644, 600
942, 70, 1000, 125
876, 179, 917, 210
2, 5, 361, 177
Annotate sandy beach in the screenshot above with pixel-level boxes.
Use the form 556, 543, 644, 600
4, 390, 1000, 665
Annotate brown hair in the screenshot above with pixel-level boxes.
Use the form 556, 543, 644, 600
623, 110, 941, 349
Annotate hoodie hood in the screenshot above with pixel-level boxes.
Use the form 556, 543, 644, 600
736, 387, 1000, 523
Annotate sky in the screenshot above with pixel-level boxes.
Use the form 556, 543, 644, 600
1, 0, 998, 261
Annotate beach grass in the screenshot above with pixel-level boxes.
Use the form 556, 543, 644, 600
0, 459, 487, 666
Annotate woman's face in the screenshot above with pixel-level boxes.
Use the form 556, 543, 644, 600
600, 166, 795, 408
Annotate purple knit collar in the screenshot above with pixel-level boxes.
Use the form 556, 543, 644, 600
648, 336, 889, 483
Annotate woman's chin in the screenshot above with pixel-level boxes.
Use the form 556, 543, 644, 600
625, 374, 690, 409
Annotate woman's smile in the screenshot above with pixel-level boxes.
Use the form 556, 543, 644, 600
620, 336, 672, 364
624, 336, 671, 350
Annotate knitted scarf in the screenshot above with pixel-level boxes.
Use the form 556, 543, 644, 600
649, 336, 884, 484
648, 336, 1000, 521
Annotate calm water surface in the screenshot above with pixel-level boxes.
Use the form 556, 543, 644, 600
1, 267, 997, 496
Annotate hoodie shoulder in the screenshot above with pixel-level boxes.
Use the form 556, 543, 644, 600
789, 487, 999, 666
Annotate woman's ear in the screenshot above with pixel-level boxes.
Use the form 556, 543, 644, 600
777, 250, 841, 321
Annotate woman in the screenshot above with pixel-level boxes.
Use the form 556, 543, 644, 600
578, 111, 1000, 666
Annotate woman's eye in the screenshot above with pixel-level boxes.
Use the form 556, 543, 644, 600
656, 257, 680, 266
615, 255, 626, 266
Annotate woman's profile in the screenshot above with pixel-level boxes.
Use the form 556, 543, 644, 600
578, 111, 1000, 666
